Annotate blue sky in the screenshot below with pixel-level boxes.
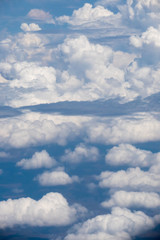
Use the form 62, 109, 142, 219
0, 0, 160, 239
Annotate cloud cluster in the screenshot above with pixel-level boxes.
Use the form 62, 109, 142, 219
1, 111, 160, 148
36, 169, 79, 186
61, 143, 99, 164
57, 3, 117, 28
125, 0, 160, 22
0, 111, 83, 148
130, 26, 160, 48
105, 143, 160, 167
27, 9, 55, 24
20, 23, 41, 32
0, 1, 160, 239
65, 207, 157, 240
1, 31, 160, 107
16, 150, 57, 169
99, 167, 160, 192
0, 192, 86, 228
101, 191, 160, 209
86, 112, 160, 145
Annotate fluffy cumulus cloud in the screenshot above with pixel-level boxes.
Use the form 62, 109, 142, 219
1, 111, 160, 148
8, 61, 56, 90
0, 111, 84, 148
57, 3, 117, 27
101, 191, 160, 208
20, 23, 41, 32
118, 0, 160, 28
1, 32, 160, 107
105, 144, 160, 167
61, 143, 99, 164
56, 35, 135, 101
0, 34, 134, 107
65, 207, 157, 240
27, 9, 55, 24
0, 192, 86, 228
86, 112, 160, 145
36, 169, 79, 186
0, 33, 49, 67
130, 25, 160, 48
126, 64, 160, 100
16, 150, 57, 169
98, 167, 160, 192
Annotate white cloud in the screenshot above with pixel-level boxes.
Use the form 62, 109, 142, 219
0, 33, 49, 65
0, 111, 84, 148
57, 3, 115, 27
126, 62, 160, 97
27, 9, 55, 24
1, 111, 160, 148
0, 192, 86, 228
135, 0, 160, 12
9, 61, 56, 90
65, 207, 157, 240
20, 23, 41, 32
61, 143, 99, 164
16, 150, 57, 169
101, 191, 160, 208
1, 33, 160, 107
105, 144, 160, 167
16, 33, 47, 49
86, 112, 160, 145
98, 167, 160, 192
0, 169, 2, 175
130, 26, 160, 48
36, 169, 79, 186
56, 35, 134, 101
119, 0, 160, 25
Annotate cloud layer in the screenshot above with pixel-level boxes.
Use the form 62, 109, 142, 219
1, 111, 160, 148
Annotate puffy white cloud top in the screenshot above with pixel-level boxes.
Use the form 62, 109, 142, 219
130, 26, 160, 48
65, 207, 157, 240
20, 23, 41, 32
57, 3, 115, 27
0, 192, 87, 228
105, 144, 160, 167
0, 0, 160, 239
101, 191, 160, 208
1, 32, 160, 107
36, 169, 79, 186
99, 167, 160, 192
16, 150, 57, 169
1, 111, 160, 148
61, 143, 99, 164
